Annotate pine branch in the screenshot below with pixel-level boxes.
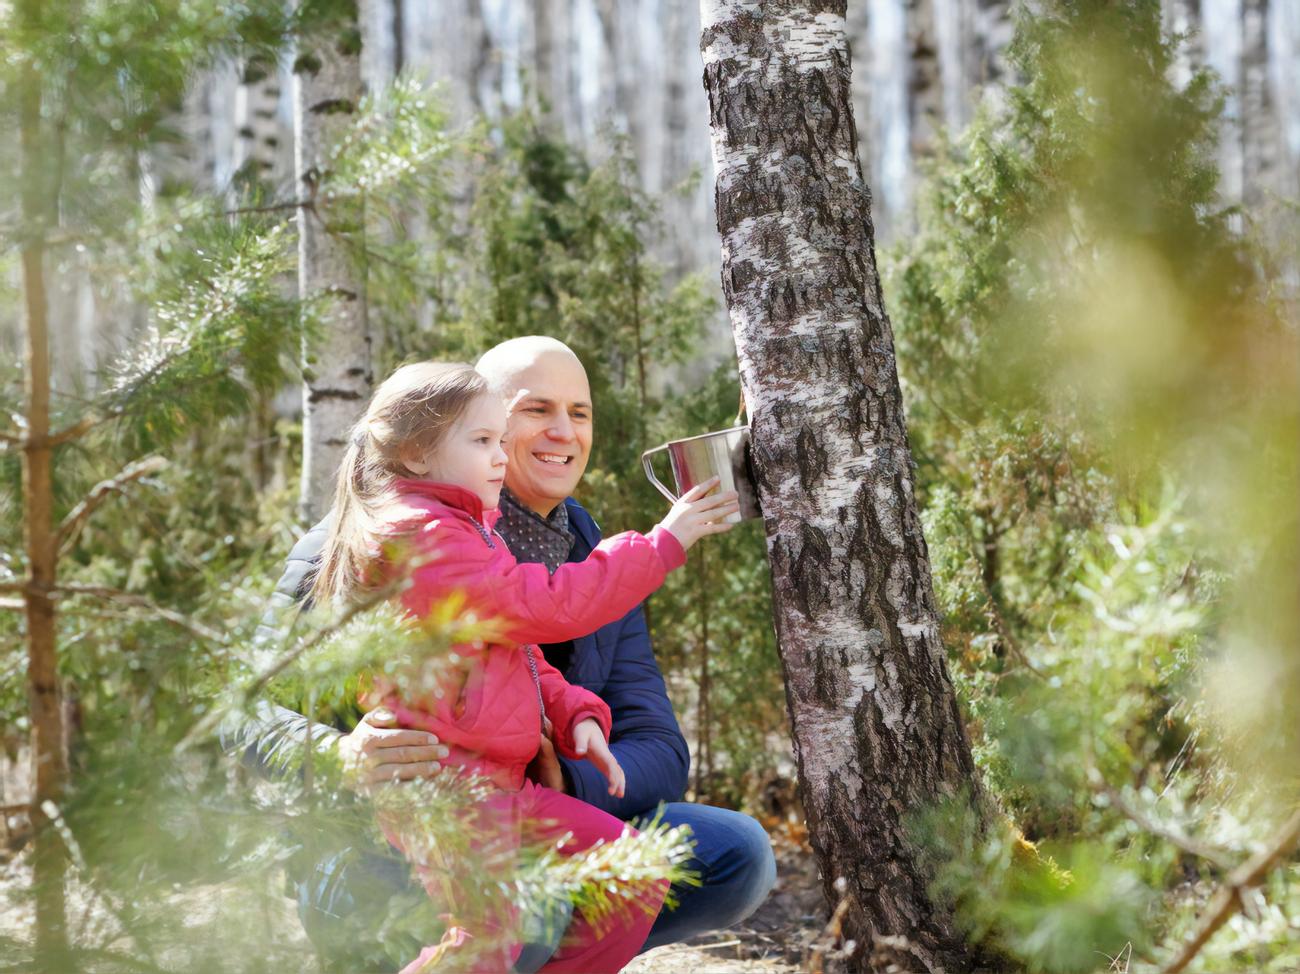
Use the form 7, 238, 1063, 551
223, 198, 315, 217
48, 411, 117, 448
1159, 806, 1300, 974
1085, 762, 1236, 871
57, 456, 168, 556
53, 584, 225, 644
180, 572, 414, 750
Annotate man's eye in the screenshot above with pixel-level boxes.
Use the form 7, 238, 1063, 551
526, 407, 546, 415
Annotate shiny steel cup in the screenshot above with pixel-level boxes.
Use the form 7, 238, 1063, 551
641, 425, 761, 524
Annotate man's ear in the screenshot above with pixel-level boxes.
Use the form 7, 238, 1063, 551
397, 443, 430, 476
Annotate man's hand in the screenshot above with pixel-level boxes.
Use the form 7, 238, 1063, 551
336, 707, 449, 793
572, 718, 624, 798
526, 716, 567, 792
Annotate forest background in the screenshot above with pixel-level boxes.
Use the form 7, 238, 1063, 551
2, 1, 1299, 972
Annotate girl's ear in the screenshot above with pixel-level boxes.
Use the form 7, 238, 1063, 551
398, 442, 431, 476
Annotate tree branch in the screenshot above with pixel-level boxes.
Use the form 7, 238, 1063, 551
180, 569, 415, 749
223, 197, 315, 217
1159, 806, 1300, 974
48, 411, 117, 448
1086, 765, 1235, 871
52, 584, 224, 644
56, 456, 168, 555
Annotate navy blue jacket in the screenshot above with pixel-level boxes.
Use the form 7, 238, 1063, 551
228, 496, 690, 819
555, 498, 690, 817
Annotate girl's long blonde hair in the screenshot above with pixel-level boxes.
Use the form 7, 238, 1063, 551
309, 361, 489, 607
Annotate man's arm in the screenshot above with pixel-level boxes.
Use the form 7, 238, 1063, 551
558, 606, 691, 818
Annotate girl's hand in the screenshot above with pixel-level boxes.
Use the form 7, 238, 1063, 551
657, 477, 741, 551
572, 718, 625, 798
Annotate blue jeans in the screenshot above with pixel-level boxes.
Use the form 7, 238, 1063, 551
296, 801, 776, 973
513, 802, 776, 971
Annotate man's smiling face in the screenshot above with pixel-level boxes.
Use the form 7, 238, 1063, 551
501, 350, 594, 516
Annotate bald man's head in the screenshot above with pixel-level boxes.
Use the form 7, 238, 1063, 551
475, 336, 594, 515
475, 336, 585, 400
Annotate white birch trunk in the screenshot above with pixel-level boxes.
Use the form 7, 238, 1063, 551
699, 2, 986, 970
235, 56, 289, 187
1240, 0, 1275, 209
294, 3, 372, 524
907, 0, 942, 163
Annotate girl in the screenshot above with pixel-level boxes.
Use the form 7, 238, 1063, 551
310, 362, 738, 974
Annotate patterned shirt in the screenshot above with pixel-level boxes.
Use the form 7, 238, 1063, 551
494, 487, 576, 575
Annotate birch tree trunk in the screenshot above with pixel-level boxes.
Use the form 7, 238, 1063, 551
1240, 0, 1274, 210
907, 0, 942, 164
235, 55, 287, 186
17, 0, 69, 960
699, 3, 985, 970
294, 2, 372, 524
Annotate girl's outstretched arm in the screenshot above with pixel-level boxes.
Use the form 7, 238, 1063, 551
401, 515, 686, 645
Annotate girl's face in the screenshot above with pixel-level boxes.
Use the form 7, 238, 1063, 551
401, 393, 510, 509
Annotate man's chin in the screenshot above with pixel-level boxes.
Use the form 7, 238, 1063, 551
505, 482, 575, 514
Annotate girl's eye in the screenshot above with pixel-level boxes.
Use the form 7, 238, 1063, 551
476, 436, 491, 444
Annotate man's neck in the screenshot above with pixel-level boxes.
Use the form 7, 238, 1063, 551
508, 490, 562, 520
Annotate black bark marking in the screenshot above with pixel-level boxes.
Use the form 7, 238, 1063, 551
795, 424, 829, 490
310, 98, 356, 116
790, 521, 833, 618
307, 387, 365, 404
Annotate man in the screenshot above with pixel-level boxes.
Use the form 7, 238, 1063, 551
231, 337, 775, 972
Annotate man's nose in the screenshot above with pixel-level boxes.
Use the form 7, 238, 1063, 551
547, 413, 575, 440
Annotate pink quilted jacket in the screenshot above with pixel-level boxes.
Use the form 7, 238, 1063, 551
363, 478, 686, 791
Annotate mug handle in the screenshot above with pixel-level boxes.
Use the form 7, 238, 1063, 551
641, 444, 678, 503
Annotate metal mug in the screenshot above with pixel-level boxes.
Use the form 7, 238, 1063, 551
641, 425, 761, 524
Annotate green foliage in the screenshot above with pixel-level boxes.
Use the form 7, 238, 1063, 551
887, 1, 1300, 970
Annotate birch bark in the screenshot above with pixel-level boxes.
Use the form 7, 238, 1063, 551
698, 3, 985, 970
294, 2, 372, 524
1240, 0, 1275, 209
907, 0, 942, 164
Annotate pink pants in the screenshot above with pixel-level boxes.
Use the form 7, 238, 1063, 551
391, 780, 668, 974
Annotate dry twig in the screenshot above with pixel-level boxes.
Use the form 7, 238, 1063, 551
53, 583, 225, 643
56, 455, 168, 555
1159, 806, 1300, 974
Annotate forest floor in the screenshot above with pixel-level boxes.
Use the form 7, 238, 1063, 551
629, 816, 834, 974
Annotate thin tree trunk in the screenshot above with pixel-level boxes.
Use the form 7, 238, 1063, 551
531, 0, 558, 121
596, 0, 643, 153
294, 1, 372, 524
18, 0, 69, 961
1241, 0, 1274, 210
906, 0, 942, 164
698, 3, 986, 971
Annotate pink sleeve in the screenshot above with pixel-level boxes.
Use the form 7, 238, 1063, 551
532, 649, 611, 759
400, 518, 686, 645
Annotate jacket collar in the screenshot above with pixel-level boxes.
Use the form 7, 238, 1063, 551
393, 478, 501, 530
